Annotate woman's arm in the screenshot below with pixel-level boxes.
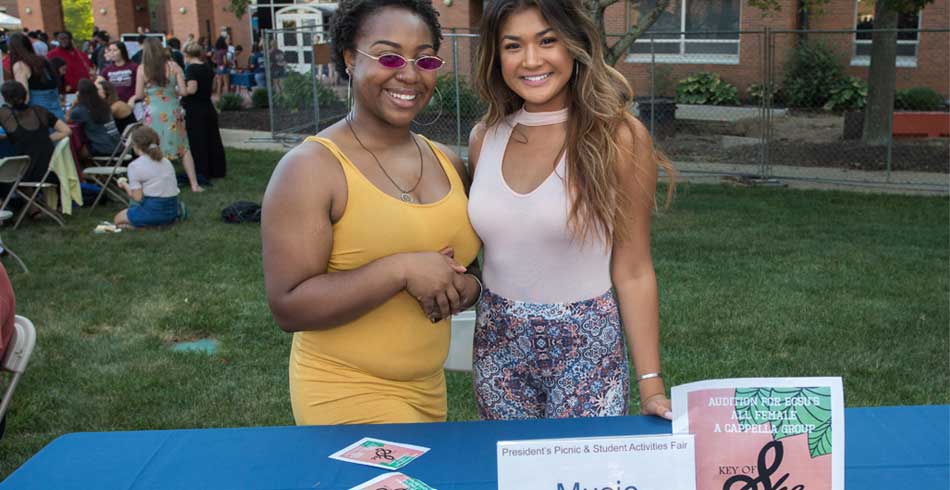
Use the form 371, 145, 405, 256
50, 118, 71, 142
262, 142, 465, 332
117, 180, 144, 201
610, 116, 671, 420
111, 101, 133, 119
129, 65, 146, 105
430, 139, 481, 316
185, 79, 198, 95
171, 62, 187, 96
467, 122, 487, 180
12, 61, 31, 104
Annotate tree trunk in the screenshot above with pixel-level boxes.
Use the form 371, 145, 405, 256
862, 1, 898, 146
593, 0, 672, 66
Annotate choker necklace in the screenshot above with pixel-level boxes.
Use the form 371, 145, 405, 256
345, 115, 424, 203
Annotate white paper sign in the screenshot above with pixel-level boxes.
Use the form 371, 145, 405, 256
497, 434, 696, 490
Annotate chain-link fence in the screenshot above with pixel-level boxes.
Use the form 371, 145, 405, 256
626, 30, 772, 183
261, 27, 348, 142
409, 30, 482, 156
261, 29, 948, 193
760, 28, 949, 192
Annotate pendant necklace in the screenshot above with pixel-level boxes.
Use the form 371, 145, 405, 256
345, 115, 424, 203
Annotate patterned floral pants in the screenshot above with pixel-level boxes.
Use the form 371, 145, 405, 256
473, 288, 630, 419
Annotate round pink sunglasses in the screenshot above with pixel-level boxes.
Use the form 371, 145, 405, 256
355, 48, 444, 71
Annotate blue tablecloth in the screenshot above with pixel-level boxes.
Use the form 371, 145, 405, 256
1, 405, 947, 489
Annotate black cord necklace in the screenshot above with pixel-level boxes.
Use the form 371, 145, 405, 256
345, 115, 424, 203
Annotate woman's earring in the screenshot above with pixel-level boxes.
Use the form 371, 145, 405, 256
346, 67, 353, 110
412, 84, 443, 127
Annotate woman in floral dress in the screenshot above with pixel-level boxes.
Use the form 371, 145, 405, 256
129, 38, 203, 192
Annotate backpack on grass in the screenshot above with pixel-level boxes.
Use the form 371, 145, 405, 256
221, 201, 261, 224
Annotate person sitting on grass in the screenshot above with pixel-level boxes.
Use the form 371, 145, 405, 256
114, 126, 182, 229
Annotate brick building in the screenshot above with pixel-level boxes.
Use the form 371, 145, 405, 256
0, 0, 18, 17
8, 0, 947, 97
441, 0, 948, 99
12, 0, 253, 66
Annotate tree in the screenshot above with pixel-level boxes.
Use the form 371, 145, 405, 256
862, 0, 932, 145
589, 0, 819, 66
63, 0, 94, 41
586, 0, 673, 66
229, 0, 252, 19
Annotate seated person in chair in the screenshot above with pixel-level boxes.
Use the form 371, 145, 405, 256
0, 262, 16, 439
0, 80, 71, 183
95, 78, 136, 135
67, 79, 121, 160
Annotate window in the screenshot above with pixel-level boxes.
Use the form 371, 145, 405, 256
627, 0, 741, 64
275, 5, 330, 73
853, 0, 921, 67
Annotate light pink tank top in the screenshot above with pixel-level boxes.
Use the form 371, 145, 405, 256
468, 107, 612, 304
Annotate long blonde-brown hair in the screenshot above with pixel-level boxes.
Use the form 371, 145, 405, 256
141, 38, 169, 86
475, 0, 674, 245
131, 126, 163, 161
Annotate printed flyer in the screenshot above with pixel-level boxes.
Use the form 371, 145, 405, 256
349, 472, 436, 490
672, 377, 844, 490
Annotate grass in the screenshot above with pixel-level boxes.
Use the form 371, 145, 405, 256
0, 148, 947, 478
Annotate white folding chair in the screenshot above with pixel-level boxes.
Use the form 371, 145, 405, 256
0, 316, 37, 426
84, 122, 141, 211
13, 141, 65, 229
0, 157, 33, 272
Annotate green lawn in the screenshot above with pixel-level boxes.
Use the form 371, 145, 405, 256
0, 148, 947, 479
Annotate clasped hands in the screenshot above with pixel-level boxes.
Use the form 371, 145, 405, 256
403, 247, 474, 323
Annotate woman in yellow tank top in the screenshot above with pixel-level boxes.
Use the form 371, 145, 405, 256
261, 0, 481, 425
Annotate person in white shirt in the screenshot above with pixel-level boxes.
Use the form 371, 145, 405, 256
114, 126, 182, 228
28, 32, 48, 56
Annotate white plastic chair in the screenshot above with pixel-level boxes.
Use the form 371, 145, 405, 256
13, 146, 64, 229
0, 157, 32, 272
84, 122, 141, 211
0, 315, 37, 424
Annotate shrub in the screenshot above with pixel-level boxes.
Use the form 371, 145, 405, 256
653, 65, 677, 98
276, 71, 341, 111
894, 87, 946, 111
782, 42, 845, 109
217, 93, 243, 111
746, 83, 783, 106
251, 88, 270, 109
823, 76, 868, 112
424, 74, 486, 119
675, 72, 739, 106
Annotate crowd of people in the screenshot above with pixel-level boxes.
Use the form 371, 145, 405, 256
0, 26, 229, 226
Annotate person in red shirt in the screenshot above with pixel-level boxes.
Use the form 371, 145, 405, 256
47, 31, 92, 93
0, 261, 15, 363
0, 261, 15, 440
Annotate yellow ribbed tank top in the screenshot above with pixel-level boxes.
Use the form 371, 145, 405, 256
289, 136, 480, 425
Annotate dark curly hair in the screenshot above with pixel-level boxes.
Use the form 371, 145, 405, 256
330, 0, 442, 81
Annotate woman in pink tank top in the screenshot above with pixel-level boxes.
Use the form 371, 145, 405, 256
467, 0, 676, 420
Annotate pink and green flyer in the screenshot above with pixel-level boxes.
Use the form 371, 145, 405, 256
672, 377, 844, 490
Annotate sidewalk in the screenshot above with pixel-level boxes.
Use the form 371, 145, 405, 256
221, 129, 949, 195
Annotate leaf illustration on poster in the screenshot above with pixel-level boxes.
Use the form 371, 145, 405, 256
733, 387, 833, 457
